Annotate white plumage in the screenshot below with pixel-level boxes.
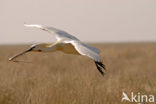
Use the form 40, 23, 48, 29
9, 24, 106, 75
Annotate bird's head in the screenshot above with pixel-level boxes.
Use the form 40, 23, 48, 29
30, 44, 44, 52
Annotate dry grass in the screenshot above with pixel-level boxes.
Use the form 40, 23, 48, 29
0, 43, 156, 104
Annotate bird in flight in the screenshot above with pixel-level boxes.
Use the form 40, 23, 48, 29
9, 24, 106, 75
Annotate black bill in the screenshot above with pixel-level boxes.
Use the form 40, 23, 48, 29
9, 47, 33, 61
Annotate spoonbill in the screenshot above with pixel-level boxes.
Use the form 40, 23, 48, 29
9, 24, 106, 75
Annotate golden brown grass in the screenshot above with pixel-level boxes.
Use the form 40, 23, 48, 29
0, 43, 156, 104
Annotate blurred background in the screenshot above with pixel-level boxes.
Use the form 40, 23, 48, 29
1, 0, 156, 44
0, 1, 156, 104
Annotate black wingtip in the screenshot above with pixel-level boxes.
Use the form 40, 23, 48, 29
95, 61, 106, 76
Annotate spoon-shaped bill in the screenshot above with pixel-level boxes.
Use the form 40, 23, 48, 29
9, 48, 33, 61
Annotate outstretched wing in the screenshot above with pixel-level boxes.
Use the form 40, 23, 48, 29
24, 24, 106, 75
63, 40, 105, 76
63, 40, 100, 61
24, 24, 79, 41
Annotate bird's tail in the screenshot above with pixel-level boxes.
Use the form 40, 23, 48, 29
95, 61, 106, 76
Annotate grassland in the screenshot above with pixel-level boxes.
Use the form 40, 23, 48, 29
0, 43, 156, 104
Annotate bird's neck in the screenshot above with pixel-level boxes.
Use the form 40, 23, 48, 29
40, 43, 56, 52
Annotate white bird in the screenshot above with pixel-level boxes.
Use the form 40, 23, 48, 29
9, 24, 106, 75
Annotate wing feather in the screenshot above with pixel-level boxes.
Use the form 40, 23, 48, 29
24, 24, 79, 41
64, 41, 100, 61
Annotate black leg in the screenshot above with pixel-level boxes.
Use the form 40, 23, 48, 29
95, 61, 104, 76
96, 61, 106, 70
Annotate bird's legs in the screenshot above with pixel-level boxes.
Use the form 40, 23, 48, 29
94, 61, 106, 76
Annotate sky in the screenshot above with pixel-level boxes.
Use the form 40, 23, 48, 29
1, 0, 156, 44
